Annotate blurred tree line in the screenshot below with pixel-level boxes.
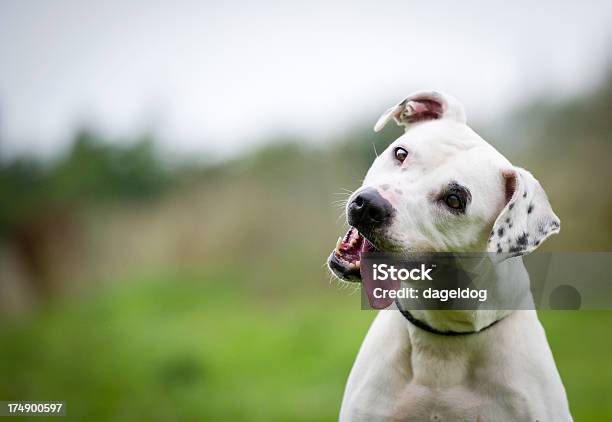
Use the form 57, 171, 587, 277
3, 69, 609, 237
0, 131, 175, 234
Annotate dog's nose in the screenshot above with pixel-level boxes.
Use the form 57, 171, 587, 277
348, 188, 394, 233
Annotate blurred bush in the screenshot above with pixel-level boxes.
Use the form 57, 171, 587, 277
0, 130, 173, 235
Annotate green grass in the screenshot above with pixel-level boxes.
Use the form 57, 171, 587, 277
539, 311, 612, 420
0, 272, 610, 421
0, 271, 373, 422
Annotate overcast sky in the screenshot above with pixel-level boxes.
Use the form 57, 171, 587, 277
0, 0, 611, 160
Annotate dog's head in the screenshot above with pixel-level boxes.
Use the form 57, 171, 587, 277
328, 91, 560, 282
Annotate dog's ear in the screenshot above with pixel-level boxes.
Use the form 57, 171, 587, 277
488, 167, 560, 258
374, 90, 467, 132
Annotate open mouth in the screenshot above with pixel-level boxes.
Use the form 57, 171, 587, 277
328, 227, 378, 282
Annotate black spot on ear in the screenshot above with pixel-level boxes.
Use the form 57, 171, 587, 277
505, 218, 510, 224
497, 227, 504, 237
508, 203, 514, 210
527, 203, 534, 214
517, 232, 529, 246
523, 191, 527, 198
381, 184, 390, 191
509, 245, 525, 254
395, 189, 403, 195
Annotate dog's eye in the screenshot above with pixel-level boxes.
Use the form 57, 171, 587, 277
444, 194, 463, 210
394, 147, 408, 163
440, 182, 471, 214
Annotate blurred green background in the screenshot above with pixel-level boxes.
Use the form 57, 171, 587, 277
0, 72, 611, 421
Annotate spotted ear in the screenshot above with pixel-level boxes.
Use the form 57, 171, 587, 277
488, 167, 560, 258
374, 90, 467, 132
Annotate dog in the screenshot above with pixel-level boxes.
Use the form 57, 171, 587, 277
327, 91, 572, 421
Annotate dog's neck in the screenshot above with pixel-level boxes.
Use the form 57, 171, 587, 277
395, 255, 532, 334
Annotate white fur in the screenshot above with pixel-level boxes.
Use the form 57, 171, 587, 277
336, 91, 572, 421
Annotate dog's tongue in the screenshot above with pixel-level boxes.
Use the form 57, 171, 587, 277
360, 237, 376, 255
360, 239, 398, 310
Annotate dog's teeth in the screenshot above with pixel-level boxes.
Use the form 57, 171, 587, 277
335, 237, 343, 252
355, 260, 361, 269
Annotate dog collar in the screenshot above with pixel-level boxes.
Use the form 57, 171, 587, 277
395, 300, 503, 336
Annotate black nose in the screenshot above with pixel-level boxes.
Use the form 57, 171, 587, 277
348, 188, 394, 234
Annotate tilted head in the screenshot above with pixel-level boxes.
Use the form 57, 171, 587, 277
328, 90, 560, 282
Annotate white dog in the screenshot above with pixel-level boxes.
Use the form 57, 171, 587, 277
328, 91, 572, 421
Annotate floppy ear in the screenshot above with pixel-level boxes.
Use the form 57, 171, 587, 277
374, 90, 467, 132
488, 167, 560, 258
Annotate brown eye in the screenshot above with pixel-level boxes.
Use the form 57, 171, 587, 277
445, 194, 463, 210
394, 147, 408, 163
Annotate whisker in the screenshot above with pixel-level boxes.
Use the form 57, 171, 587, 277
348, 284, 362, 296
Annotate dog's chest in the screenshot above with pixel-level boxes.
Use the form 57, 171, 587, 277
388, 348, 533, 421
341, 329, 536, 421
394, 383, 525, 421
396, 384, 481, 421
347, 381, 530, 422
